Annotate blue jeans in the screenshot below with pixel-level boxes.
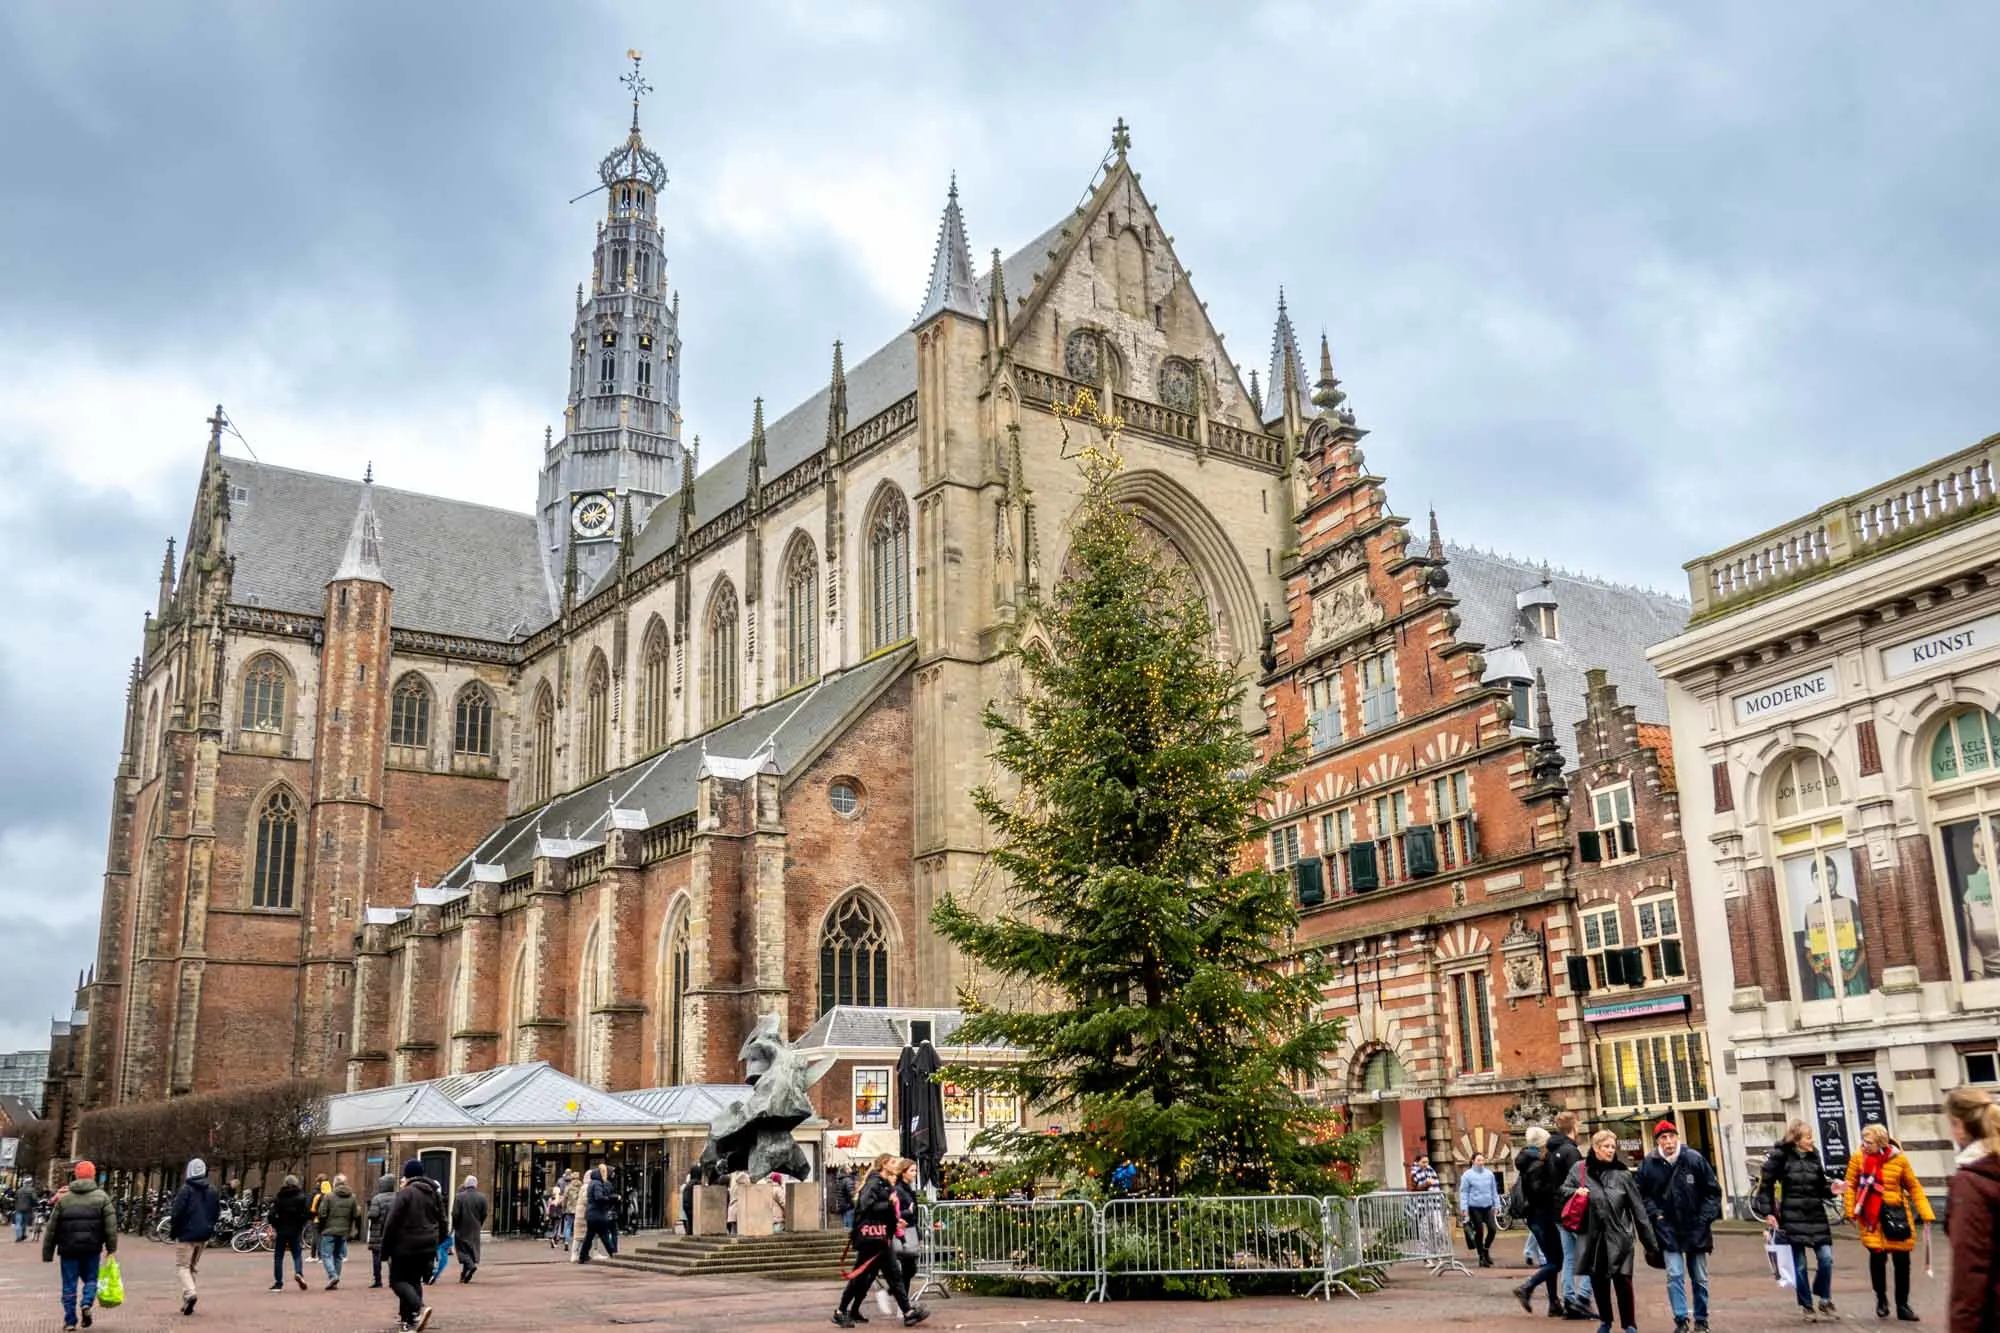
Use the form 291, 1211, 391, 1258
1522, 1217, 1563, 1308
318, 1232, 348, 1280
12, 1210, 28, 1241
1792, 1242, 1833, 1308
1665, 1249, 1709, 1321
1559, 1225, 1592, 1306
433, 1235, 453, 1279
273, 1230, 304, 1284
60, 1252, 101, 1325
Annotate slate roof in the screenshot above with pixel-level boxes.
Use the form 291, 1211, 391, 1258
612, 213, 1073, 585
0, 1094, 41, 1128
794, 1006, 1012, 1053
323, 1082, 479, 1135
1444, 544, 1690, 768
439, 646, 912, 884
324, 1062, 656, 1138
618, 1084, 755, 1125
221, 456, 549, 641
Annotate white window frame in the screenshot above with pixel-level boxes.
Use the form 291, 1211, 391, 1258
1322, 807, 1357, 897
1372, 791, 1408, 885
1580, 903, 1626, 988
1431, 770, 1475, 870
1964, 1047, 2000, 1086
1592, 783, 1638, 863
1634, 892, 1686, 983
1361, 651, 1398, 733
1446, 965, 1495, 1076
1509, 679, 1535, 735
1269, 823, 1302, 871
853, 1067, 892, 1126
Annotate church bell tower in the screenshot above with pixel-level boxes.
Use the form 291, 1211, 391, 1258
538, 51, 685, 604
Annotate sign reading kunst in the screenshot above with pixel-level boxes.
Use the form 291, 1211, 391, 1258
1733, 667, 1837, 727
1882, 611, 2000, 680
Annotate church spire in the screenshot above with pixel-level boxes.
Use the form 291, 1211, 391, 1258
156, 537, 177, 617
332, 470, 387, 585
1264, 290, 1310, 425
678, 438, 697, 541
746, 397, 767, 505
985, 247, 1010, 351
825, 340, 848, 447
913, 174, 982, 325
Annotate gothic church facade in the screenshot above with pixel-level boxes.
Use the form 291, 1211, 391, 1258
76, 100, 1303, 1111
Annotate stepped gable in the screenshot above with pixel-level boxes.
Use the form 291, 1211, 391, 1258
1446, 543, 1689, 766
439, 644, 911, 883
609, 214, 1073, 587
221, 455, 547, 641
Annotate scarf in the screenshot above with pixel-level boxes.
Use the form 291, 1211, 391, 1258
1957, 1142, 1990, 1168
1852, 1150, 1888, 1230
1657, 1143, 1682, 1167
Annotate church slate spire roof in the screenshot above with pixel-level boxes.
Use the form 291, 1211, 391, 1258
332, 470, 387, 585
913, 175, 983, 325
1264, 289, 1311, 424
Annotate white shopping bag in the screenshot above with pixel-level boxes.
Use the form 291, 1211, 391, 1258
1765, 1235, 1795, 1288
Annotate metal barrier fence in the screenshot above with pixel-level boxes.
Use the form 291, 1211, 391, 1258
913, 1189, 1468, 1303
915, 1198, 1106, 1302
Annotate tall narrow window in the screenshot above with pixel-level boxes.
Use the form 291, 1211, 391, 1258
252, 788, 299, 910
866, 487, 911, 652
662, 908, 690, 1085
785, 537, 819, 688
240, 655, 288, 733
1929, 708, 2000, 984
1361, 651, 1397, 732
819, 893, 892, 1014
578, 926, 603, 1085
1307, 675, 1342, 753
704, 580, 740, 727
1372, 789, 1409, 884
582, 652, 610, 779
640, 619, 671, 752
142, 691, 158, 776
1451, 969, 1494, 1074
637, 357, 652, 390
598, 350, 616, 388
453, 685, 494, 757
531, 685, 555, 804
1770, 750, 1865, 999
1432, 770, 1476, 868
389, 673, 432, 749
507, 945, 531, 1062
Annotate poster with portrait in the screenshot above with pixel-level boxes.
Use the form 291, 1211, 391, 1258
1939, 817, 2000, 981
1783, 848, 1868, 999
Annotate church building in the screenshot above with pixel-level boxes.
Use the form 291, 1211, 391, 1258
75, 86, 1300, 1115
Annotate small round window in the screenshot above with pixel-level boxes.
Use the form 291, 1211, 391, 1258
829, 779, 863, 818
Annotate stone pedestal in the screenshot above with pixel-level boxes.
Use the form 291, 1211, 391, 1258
692, 1184, 729, 1237
737, 1184, 776, 1236
786, 1180, 823, 1232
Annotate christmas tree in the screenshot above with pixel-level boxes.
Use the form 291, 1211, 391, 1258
934, 395, 1359, 1197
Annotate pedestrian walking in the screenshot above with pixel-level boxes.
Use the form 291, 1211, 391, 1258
168, 1156, 222, 1316
12, 1176, 37, 1243
317, 1173, 360, 1289
564, 1168, 585, 1251
41, 1161, 117, 1333
578, 1163, 618, 1262
1562, 1128, 1660, 1333
1845, 1122, 1933, 1321
1944, 1086, 2000, 1333
831, 1165, 856, 1232
452, 1175, 488, 1283
308, 1174, 332, 1231
681, 1166, 700, 1235
1755, 1120, 1839, 1322
380, 1158, 445, 1333
266, 1175, 311, 1291
834, 1156, 926, 1328
1458, 1151, 1500, 1268
366, 1175, 396, 1289
875, 1160, 921, 1316
1634, 1119, 1722, 1333
1512, 1126, 1566, 1316
1548, 1109, 1594, 1319
1410, 1153, 1441, 1191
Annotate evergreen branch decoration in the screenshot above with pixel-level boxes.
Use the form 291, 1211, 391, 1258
933, 402, 1365, 1198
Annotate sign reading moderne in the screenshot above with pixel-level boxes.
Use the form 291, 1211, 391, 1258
1882, 611, 2000, 680
1733, 667, 1836, 726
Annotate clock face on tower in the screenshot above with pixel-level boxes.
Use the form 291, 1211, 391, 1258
571, 492, 615, 539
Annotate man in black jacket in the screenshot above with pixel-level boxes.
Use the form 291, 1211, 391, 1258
168, 1157, 222, 1316
42, 1161, 117, 1333
1635, 1120, 1723, 1333
1545, 1109, 1591, 1318
380, 1160, 446, 1332
577, 1164, 618, 1262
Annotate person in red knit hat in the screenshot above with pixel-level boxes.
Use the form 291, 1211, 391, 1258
42, 1161, 118, 1332
1635, 1120, 1723, 1333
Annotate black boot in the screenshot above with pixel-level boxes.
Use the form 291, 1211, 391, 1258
1878, 1293, 1891, 1318
1897, 1306, 1921, 1322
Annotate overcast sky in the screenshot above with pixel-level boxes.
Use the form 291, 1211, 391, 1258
1, 1, 1996, 1054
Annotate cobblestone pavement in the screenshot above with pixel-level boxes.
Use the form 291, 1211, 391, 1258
0, 1229, 1958, 1332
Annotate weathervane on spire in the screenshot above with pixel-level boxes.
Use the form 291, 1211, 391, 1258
622, 49, 651, 130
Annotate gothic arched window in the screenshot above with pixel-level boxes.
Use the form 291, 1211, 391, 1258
704, 579, 740, 728
389, 673, 432, 749
530, 684, 555, 804
784, 536, 819, 688
582, 651, 611, 779
640, 618, 671, 752
453, 684, 494, 758
252, 787, 299, 910
240, 654, 288, 733
865, 488, 911, 653
661, 905, 691, 1085
578, 924, 604, 1085
142, 691, 158, 777
818, 892, 892, 1014
507, 944, 531, 1063
598, 350, 616, 388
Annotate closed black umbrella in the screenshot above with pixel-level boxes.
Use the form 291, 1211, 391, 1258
896, 1041, 947, 1189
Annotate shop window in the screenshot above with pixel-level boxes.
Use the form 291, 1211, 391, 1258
1636, 894, 1686, 980
1598, 1032, 1710, 1113
1928, 709, 2000, 984
982, 1089, 1020, 1125
1771, 751, 1866, 999
853, 1068, 890, 1125
1450, 969, 1494, 1074
942, 1082, 976, 1125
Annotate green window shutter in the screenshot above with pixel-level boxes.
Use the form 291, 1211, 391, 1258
1661, 938, 1685, 978
1623, 946, 1647, 987
1347, 842, 1380, 891
1296, 857, 1326, 907
1578, 830, 1603, 863
1404, 824, 1439, 878
1618, 820, 1639, 857
1566, 954, 1592, 994
1604, 948, 1627, 986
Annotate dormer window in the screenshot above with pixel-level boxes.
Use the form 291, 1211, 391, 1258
1534, 604, 1559, 639
1517, 581, 1559, 641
